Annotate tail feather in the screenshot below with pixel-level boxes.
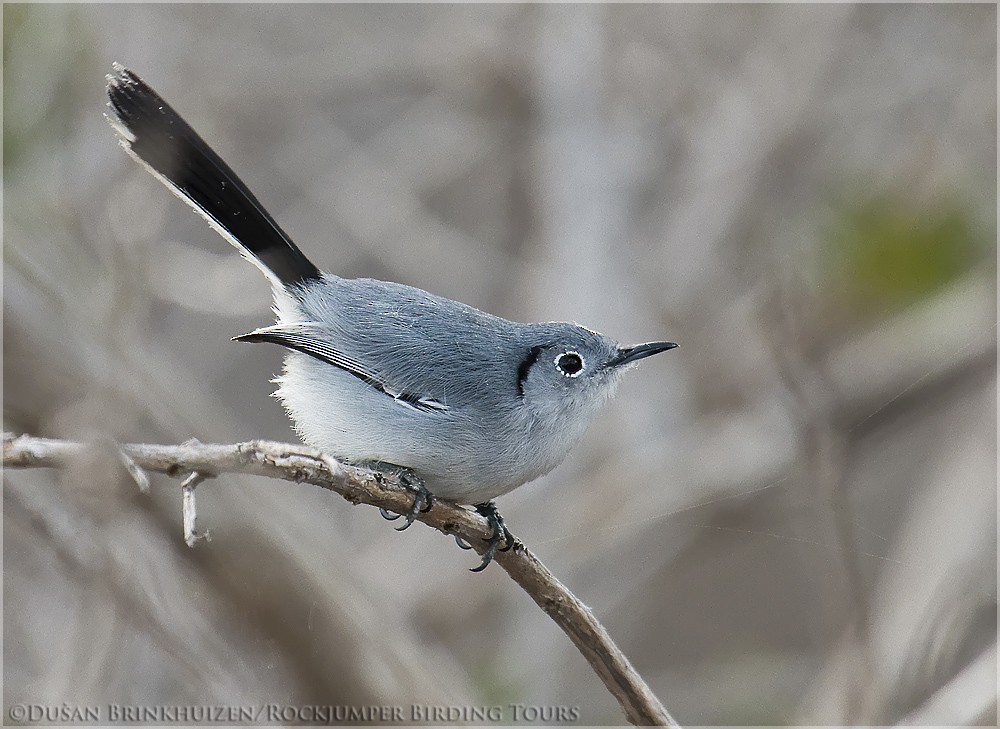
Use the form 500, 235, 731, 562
106, 63, 321, 288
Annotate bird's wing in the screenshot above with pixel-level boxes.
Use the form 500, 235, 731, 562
234, 322, 449, 414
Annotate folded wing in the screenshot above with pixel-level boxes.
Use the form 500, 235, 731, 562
235, 323, 449, 414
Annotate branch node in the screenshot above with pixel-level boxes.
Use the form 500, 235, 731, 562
118, 447, 150, 493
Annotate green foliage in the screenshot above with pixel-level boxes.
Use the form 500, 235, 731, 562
3, 5, 97, 170
822, 192, 992, 320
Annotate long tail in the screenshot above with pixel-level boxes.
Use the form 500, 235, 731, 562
105, 63, 321, 288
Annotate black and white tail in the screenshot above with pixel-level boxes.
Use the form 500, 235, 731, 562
105, 63, 321, 288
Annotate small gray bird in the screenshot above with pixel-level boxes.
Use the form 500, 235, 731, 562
105, 64, 676, 570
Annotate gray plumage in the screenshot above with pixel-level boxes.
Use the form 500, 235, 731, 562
106, 65, 676, 507
261, 277, 629, 503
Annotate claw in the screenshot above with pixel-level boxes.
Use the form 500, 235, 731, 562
467, 502, 515, 572
455, 535, 473, 550
378, 468, 434, 531
470, 543, 499, 572
395, 510, 417, 531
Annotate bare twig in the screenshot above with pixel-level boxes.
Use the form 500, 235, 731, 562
117, 445, 151, 493
180, 471, 211, 547
2, 432, 679, 727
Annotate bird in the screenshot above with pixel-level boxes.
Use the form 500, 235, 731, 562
105, 63, 677, 570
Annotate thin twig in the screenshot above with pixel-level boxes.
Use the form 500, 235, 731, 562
117, 445, 151, 493
180, 471, 211, 547
2, 432, 679, 727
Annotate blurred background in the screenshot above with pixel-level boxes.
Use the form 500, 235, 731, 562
4, 4, 996, 725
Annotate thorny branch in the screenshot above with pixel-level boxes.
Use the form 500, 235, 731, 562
2, 432, 679, 727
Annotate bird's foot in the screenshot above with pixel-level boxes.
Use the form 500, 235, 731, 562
455, 501, 515, 572
376, 468, 434, 531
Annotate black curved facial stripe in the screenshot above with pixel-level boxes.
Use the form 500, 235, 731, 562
516, 345, 544, 397
240, 331, 444, 414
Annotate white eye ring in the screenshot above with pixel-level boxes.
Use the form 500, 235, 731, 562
554, 351, 584, 377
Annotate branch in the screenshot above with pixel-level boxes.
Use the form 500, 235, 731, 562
3, 432, 679, 727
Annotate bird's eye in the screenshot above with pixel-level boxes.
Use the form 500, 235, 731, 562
555, 351, 584, 377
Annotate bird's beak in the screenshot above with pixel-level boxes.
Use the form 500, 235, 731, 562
607, 341, 678, 368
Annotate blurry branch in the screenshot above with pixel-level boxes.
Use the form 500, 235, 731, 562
767, 270, 995, 724
762, 271, 873, 660
899, 644, 997, 725
826, 270, 996, 435
2, 432, 679, 728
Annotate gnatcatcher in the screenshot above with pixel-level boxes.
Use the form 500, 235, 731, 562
106, 64, 676, 570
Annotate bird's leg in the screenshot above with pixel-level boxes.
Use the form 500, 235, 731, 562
457, 501, 515, 572
375, 467, 434, 531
